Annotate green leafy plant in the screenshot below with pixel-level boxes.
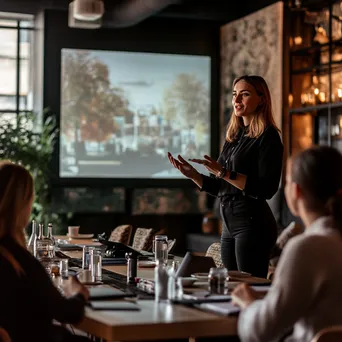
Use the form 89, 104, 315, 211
0, 111, 59, 225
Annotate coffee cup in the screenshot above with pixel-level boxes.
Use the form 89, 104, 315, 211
68, 226, 80, 237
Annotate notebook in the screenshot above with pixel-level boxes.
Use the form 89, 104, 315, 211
57, 244, 83, 251
89, 287, 135, 300
172, 293, 232, 305
101, 258, 127, 265
196, 286, 271, 315
89, 301, 140, 311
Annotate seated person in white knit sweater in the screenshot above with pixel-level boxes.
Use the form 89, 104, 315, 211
231, 146, 342, 342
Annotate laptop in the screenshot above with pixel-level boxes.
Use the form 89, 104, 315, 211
175, 252, 216, 277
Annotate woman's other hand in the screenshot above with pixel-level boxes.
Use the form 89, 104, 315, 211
189, 155, 222, 176
62, 276, 89, 301
167, 152, 199, 179
231, 283, 258, 309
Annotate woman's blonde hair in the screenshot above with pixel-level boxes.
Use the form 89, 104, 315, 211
226, 75, 281, 142
0, 161, 34, 273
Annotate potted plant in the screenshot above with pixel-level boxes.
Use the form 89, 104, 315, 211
0, 111, 61, 230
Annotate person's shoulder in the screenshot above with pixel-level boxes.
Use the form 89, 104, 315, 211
284, 232, 334, 257
259, 125, 283, 148
263, 125, 281, 139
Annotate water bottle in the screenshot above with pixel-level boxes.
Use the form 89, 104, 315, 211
154, 259, 168, 302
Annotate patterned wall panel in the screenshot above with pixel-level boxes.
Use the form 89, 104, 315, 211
220, 2, 284, 140
132, 188, 208, 215
52, 187, 125, 213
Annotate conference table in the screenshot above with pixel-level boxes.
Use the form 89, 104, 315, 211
56, 236, 270, 341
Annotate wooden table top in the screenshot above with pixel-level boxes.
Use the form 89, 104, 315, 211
55, 235, 269, 341
78, 300, 237, 341
55, 235, 271, 284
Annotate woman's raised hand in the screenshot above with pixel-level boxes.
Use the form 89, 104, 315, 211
189, 155, 222, 176
167, 152, 199, 179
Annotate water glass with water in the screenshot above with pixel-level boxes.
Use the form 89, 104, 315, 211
153, 235, 168, 265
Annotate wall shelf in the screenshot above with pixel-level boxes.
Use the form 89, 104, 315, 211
290, 38, 342, 57
289, 101, 342, 113
288, 0, 342, 155
292, 60, 342, 75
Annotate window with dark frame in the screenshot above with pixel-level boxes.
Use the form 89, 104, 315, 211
0, 16, 34, 125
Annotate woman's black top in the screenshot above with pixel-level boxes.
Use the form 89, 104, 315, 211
201, 125, 284, 201
0, 237, 86, 342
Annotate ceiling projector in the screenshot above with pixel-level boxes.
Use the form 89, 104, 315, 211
69, 0, 104, 29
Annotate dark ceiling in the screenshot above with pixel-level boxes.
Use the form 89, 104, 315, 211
0, 0, 281, 25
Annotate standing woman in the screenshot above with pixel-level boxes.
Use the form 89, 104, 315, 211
168, 75, 283, 278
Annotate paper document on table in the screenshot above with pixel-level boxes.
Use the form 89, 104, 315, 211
251, 285, 271, 292
89, 300, 140, 311
197, 301, 240, 316
89, 287, 135, 300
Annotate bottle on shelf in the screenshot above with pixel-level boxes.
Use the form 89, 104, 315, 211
301, 75, 328, 106
27, 220, 37, 254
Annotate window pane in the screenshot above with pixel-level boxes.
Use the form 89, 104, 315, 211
0, 58, 17, 100
0, 27, 17, 108
0, 28, 17, 58
0, 95, 16, 110
20, 20, 33, 28
0, 19, 16, 27
20, 29, 32, 110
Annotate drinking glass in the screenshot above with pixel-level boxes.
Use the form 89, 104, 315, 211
208, 267, 229, 295
60, 259, 69, 279
35, 240, 54, 260
153, 235, 168, 265
46, 260, 60, 277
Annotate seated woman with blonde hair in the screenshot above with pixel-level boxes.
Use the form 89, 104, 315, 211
232, 146, 342, 342
0, 162, 90, 342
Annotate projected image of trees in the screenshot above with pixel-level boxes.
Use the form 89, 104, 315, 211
60, 49, 210, 178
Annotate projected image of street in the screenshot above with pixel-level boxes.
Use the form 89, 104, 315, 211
60, 49, 211, 178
